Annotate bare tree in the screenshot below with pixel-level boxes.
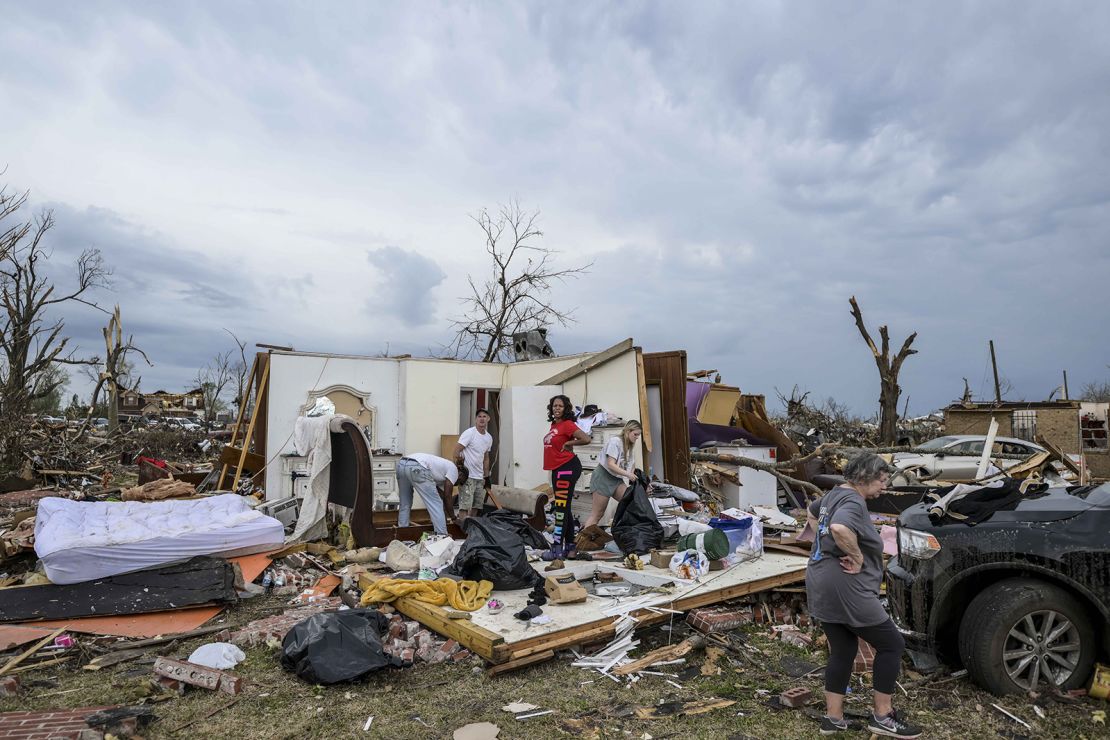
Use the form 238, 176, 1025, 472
0, 185, 110, 468
848, 296, 918, 445
81, 305, 151, 436
448, 201, 590, 362
1081, 367, 1110, 402
224, 329, 249, 415
195, 350, 234, 424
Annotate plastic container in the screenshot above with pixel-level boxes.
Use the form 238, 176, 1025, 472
709, 515, 764, 560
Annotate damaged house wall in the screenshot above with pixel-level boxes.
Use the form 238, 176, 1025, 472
262, 350, 604, 503
264, 352, 403, 498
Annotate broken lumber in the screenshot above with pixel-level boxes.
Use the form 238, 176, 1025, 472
0, 627, 66, 676
611, 634, 705, 676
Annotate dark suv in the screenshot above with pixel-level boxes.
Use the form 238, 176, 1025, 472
885, 482, 1110, 695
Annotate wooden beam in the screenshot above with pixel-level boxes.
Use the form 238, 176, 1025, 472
537, 338, 634, 386
635, 348, 652, 453
392, 597, 508, 662
485, 650, 554, 677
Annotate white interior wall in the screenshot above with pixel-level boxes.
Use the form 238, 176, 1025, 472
265, 352, 402, 496
560, 350, 644, 466
262, 347, 643, 501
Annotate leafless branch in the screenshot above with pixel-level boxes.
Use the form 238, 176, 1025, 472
446, 200, 591, 362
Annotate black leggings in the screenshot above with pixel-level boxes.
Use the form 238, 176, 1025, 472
822, 618, 905, 695
550, 456, 582, 550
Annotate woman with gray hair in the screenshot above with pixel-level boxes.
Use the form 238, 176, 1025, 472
806, 452, 922, 739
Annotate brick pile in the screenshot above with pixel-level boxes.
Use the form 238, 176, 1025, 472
227, 597, 344, 647
685, 599, 810, 634
0, 706, 113, 740
380, 613, 471, 665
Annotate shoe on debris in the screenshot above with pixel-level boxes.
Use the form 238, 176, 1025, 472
819, 715, 850, 735
867, 710, 922, 739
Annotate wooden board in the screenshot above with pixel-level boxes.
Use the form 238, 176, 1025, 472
393, 596, 509, 662
0, 557, 238, 623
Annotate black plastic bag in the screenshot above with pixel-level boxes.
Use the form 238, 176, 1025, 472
280, 608, 400, 684
446, 509, 547, 590
611, 474, 664, 555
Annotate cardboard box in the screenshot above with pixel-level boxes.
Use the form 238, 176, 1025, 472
649, 549, 676, 569
544, 573, 587, 604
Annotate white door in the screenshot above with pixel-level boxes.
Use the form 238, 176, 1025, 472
499, 385, 562, 490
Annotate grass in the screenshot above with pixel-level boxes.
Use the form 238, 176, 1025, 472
1, 596, 1104, 739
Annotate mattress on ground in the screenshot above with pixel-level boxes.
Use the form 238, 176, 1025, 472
34, 494, 284, 584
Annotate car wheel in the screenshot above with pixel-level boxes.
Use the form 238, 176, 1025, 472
958, 578, 1095, 695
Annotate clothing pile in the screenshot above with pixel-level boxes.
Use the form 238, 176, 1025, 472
924, 478, 1048, 525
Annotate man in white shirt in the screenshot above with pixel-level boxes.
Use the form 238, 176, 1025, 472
396, 452, 460, 535
453, 408, 494, 520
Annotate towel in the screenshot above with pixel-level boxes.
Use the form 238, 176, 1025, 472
359, 576, 493, 611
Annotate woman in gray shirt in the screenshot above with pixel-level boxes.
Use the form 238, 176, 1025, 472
805, 453, 922, 739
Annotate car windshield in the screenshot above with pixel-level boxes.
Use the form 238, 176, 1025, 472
918, 436, 960, 451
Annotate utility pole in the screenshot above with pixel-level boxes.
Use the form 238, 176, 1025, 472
1062, 370, 1069, 400
989, 340, 1002, 403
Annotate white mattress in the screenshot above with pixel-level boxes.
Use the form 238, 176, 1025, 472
34, 494, 285, 585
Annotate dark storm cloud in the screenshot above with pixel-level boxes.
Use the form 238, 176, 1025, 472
2, 2, 1108, 412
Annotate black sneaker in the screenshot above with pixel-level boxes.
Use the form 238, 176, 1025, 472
819, 716, 850, 735
868, 710, 923, 739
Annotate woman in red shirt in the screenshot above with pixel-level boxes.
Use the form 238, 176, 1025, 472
543, 394, 592, 559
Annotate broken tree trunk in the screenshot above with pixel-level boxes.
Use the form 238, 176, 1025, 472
848, 296, 918, 445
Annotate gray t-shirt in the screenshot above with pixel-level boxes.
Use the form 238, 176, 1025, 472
804, 486, 887, 627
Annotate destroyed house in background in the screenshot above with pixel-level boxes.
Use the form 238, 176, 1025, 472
945, 399, 1110, 479
118, 388, 206, 418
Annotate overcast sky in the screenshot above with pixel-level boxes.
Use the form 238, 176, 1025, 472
2, 2, 1108, 416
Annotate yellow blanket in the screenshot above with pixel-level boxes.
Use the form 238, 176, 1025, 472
359, 577, 493, 611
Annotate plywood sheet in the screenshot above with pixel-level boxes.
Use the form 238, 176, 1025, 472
404, 551, 807, 663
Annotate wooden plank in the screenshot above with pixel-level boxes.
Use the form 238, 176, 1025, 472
0, 557, 237, 623
0, 627, 66, 676
218, 354, 258, 490
635, 348, 653, 453
218, 446, 265, 476
232, 356, 269, 491
537, 339, 634, 386
485, 650, 554, 677
392, 597, 507, 662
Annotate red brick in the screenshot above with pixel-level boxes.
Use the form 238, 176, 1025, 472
854, 639, 876, 673
685, 606, 752, 634
780, 686, 813, 708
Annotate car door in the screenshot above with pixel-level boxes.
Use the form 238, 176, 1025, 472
937, 440, 984, 479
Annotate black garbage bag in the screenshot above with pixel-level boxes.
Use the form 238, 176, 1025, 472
611, 473, 664, 555
446, 509, 547, 590
280, 608, 401, 684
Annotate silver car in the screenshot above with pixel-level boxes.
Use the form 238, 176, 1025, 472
893, 434, 1045, 481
